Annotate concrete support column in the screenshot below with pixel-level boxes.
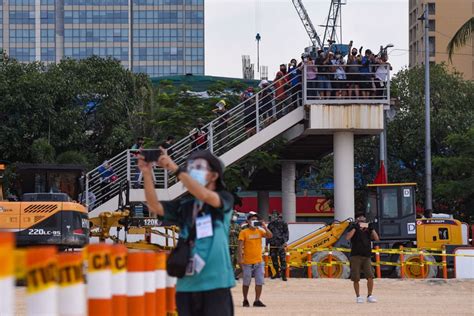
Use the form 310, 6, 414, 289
281, 161, 296, 223
333, 132, 355, 221
257, 191, 270, 222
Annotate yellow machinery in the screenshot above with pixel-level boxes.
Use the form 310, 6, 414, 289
89, 208, 178, 251
281, 183, 467, 279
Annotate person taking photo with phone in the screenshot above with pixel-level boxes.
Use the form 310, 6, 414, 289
346, 212, 380, 304
138, 149, 235, 316
238, 213, 273, 307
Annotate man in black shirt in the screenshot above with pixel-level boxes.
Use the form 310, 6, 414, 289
346, 212, 380, 304
160, 135, 175, 155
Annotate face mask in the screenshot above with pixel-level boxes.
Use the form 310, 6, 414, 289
232, 215, 238, 222
352, 52, 357, 56
189, 169, 208, 186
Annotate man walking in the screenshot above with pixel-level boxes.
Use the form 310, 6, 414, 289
267, 212, 289, 281
238, 213, 273, 307
346, 212, 379, 304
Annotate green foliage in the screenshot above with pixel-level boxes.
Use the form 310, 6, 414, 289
56, 151, 89, 166
447, 17, 474, 62
433, 128, 474, 221
30, 138, 55, 163
0, 55, 153, 165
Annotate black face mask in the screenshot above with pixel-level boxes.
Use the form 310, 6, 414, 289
352, 52, 357, 56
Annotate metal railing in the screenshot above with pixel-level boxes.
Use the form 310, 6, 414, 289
302, 63, 391, 104
85, 63, 391, 210
86, 70, 303, 210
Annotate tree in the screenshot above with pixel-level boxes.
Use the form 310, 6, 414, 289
447, 17, 474, 62
433, 128, 474, 221
30, 138, 55, 163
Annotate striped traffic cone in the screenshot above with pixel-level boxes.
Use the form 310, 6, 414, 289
87, 243, 112, 316
57, 252, 86, 316
127, 252, 145, 316
25, 246, 58, 316
155, 252, 167, 316
144, 252, 156, 316
111, 245, 128, 316
0, 233, 15, 316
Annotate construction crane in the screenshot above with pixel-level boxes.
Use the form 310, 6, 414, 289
291, 0, 323, 49
292, 0, 346, 50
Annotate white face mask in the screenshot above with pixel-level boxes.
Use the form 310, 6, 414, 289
189, 169, 208, 186
232, 215, 238, 222
187, 158, 211, 186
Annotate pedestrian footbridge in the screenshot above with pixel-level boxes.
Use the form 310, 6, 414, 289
86, 65, 391, 221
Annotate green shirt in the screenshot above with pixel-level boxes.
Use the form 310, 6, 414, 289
161, 191, 235, 292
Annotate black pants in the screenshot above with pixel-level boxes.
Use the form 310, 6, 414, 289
176, 288, 234, 316
270, 247, 287, 274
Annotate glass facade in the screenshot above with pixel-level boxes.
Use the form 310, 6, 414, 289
0, 0, 204, 77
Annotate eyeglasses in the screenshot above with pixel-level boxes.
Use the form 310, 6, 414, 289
187, 159, 211, 172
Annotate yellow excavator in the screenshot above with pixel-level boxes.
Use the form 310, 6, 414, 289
284, 183, 467, 279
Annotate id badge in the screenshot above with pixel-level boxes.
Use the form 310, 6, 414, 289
196, 214, 213, 239
185, 258, 195, 276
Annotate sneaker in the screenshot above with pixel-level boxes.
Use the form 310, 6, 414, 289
243, 300, 250, 307
282, 274, 287, 281
367, 295, 377, 303
356, 296, 365, 304
253, 300, 266, 307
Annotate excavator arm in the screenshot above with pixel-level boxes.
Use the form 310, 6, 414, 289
291, 0, 323, 48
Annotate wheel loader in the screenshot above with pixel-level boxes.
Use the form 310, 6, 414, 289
285, 183, 468, 278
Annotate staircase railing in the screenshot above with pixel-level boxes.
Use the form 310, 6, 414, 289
86, 69, 303, 210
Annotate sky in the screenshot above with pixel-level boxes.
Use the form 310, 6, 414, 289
205, 0, 409, 79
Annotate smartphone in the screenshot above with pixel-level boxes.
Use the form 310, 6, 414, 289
252, 220, 262, 227
142, 149, 161, 162
359, 222, 369, 229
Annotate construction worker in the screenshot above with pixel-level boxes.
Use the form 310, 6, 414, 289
229, 210, 241, 279
267, 212, 289, 281
346, 212, 380, 304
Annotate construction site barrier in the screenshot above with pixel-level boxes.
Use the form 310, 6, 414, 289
127, 252, 146, 316
111, 245, 128, 316
144, 252, 157, 316
5, 233, 178, 316
87, 243, 112, 316
259, 245, 474, 279
58, 252, 86, 316
155, 252, 167, 316
0, 233, 15, 316
26, 246, 58, 316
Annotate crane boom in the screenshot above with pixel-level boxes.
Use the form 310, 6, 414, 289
291, 0, 323, 49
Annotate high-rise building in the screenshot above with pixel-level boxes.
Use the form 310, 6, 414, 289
409, 0, 473, 80
0, 0, 204, 77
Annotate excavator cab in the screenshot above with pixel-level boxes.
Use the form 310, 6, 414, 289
365, 183, 417, 241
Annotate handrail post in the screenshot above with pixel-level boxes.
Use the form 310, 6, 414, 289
420, 250, 426, 279
303, 64, 307, 104
386, 65, 391, 103
442, 246, 448, 279
126, 150, 131, 185
307, 251, 312, 278
375, 246, 381, 278
209, 122, 214, 153
85, 176, 89, 211
255, 94, 260, 133
400, 245, 405, 279
328, 248, 333, 279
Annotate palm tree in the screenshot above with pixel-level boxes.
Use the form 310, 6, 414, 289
447, 17, 474, 62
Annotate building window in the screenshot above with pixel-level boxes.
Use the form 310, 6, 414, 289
428, 19, 435, 32
427, 3, 435, 15
41, 48, 55, 61
429, 36, 436, 57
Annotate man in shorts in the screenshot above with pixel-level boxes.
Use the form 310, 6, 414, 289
238, 213, 273, 307
346, 212, 380, 304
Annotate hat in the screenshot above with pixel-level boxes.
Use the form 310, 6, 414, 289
247, 212, 259, 220
258, 80, 269, 88
187, 150, 226, 190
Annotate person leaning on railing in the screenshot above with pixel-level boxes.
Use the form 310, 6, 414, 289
373, 54, 392, 99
